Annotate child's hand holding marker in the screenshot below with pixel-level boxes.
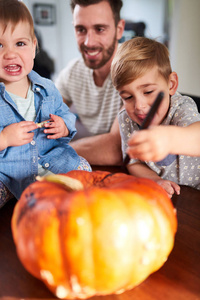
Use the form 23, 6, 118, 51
36, 114, 69, 139
36, 119, 51, 128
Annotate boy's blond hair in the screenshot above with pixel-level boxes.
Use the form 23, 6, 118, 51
0, 0, 36, 41
111, 37, 172, 89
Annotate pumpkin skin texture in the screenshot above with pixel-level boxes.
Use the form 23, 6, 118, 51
11, 171, 177, 299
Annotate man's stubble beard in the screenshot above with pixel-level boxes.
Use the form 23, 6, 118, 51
80, 34, 117, 70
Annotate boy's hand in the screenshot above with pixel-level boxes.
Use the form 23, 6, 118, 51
156, 179, 180, 198
127, 161, 180, 199
127, 126, 171, 162
0, 121, 38, 150
43, 114, 69, 139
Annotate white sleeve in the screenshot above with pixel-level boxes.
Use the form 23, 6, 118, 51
55, 59, 78, 103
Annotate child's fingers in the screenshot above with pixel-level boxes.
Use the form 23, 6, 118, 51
36, 119, 51, 128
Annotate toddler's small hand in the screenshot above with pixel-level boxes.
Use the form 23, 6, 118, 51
43, 114, 69, 139
1, 121, 38, 149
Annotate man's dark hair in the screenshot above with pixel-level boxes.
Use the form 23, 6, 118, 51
70, 0, 123, 26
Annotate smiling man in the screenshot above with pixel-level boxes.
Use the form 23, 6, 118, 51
73, 1, 121, 72
55, 0, 125, 159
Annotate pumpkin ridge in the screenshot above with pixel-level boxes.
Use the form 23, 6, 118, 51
85, 190, 96, 294
89, 172, 113, 187
84, 188, 132, 293
73, 189, 96, 295
16, 191, 37, 226
99, 172, 114, 182
57, 198, 72, 295
59, 190, 96, 298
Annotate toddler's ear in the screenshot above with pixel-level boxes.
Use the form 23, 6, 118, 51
169, 72, 178, 95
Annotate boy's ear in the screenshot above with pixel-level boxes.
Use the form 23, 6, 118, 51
169, 72, 179, 95
116, 19, 125, 40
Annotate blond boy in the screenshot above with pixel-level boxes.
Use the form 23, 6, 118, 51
111, 37, 200, 197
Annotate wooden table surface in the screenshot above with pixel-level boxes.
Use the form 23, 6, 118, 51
0, 166, 200, 300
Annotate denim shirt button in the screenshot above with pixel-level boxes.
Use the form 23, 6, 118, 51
36, 87, 40, 92
31, 140, 35, 145
45, 163, 49, 168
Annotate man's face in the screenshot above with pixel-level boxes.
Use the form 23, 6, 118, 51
73, 1, 121, 70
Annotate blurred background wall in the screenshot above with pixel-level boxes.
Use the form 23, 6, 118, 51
23, 0, 200, 98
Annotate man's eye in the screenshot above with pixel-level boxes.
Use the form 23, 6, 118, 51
0, 43, 3, 48
76, 27, 86, 34
96, 27, 104, 33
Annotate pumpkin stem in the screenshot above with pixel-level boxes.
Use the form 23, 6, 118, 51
36, 174, 84, 191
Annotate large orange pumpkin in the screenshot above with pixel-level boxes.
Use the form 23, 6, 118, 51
11, 170, 177, 299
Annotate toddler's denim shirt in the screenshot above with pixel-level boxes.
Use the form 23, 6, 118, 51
0, 71, 79, 199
